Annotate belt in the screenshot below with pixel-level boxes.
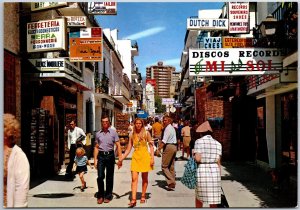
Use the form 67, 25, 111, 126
98, 150, 114, 155
183, 136, 190, 137
166, 143, 177, 145
199, 162, 216, 164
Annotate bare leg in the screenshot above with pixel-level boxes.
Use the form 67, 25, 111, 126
141, 172, 148, 203
79, 172, 85, 187
131, 171, 139, 200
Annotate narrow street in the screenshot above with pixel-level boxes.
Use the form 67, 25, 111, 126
28, 151, 297, 208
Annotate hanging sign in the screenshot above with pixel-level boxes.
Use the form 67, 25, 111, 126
27, 18, 67, 52
189, 48, 290, 76
228, 2, 250, 33
187, 18, 228, 30
222, 37, 253, 48
31, 2, 68, 11
66, 16, 87, 27
87, 2, 117, 15
69, 27, 103, 62
203, 37, 222, 49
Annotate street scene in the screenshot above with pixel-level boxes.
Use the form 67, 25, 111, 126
3, 1, 298, 208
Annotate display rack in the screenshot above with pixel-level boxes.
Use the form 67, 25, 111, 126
115, 113, 129, 153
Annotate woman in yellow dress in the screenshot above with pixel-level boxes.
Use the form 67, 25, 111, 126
118, 118, 154, 207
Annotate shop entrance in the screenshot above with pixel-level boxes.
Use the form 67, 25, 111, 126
280, 90, 297, 175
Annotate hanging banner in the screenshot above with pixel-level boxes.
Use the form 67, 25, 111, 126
87, 2, 117, 15
27, 18, 67, 52
228, 2, 250, 33
189, 48, 292, 76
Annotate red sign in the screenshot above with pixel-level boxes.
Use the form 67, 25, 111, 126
146, 79, 156, 87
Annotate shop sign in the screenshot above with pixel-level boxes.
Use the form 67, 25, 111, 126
31, 2, 67, 11
173, 103, 183, 108
87, 2, 117, 15
203, 37, 222, 49
29, 58, 65, 71
228, 2, 249, 33
162, 98, 175, 105
27, 18, 67, 52
29, 58, 82, 81
146, 79, 156, 87
187, 18, 228, 30
222, 37, 253, 48
189, 48, 288, 76
69, 27, 103, 62
66, 16, 87, 27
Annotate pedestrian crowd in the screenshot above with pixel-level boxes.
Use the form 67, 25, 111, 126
3, 113, 222, 208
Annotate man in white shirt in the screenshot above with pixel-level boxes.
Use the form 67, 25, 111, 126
66, 120, 86, 179
156, 115, 177, 189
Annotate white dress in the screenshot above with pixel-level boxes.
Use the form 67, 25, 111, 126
194, 135, 222, 204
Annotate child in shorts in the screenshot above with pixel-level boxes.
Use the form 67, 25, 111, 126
74, 147, 93, 191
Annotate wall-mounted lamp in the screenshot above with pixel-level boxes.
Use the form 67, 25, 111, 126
260, 14, 278, 37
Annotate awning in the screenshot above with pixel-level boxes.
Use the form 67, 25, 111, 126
26, 72, 91, 91
112, 95, 130, 104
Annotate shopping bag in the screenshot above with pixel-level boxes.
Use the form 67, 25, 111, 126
217, 187, 229, 208
180, 157, 197, 189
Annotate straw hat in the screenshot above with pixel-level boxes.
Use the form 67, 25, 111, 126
196, 121, 213, 133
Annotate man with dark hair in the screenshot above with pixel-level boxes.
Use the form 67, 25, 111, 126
65, 120, 86, 179
156, 115, 177, 189
94, 115, 123, 204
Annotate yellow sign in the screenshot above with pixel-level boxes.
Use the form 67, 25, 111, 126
222, 37, 253, 48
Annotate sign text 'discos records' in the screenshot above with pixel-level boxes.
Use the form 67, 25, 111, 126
188, 48, 294, 76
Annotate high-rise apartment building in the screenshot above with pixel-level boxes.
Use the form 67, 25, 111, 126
146, 61, 175, 98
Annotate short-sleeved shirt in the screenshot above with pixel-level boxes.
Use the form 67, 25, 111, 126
95, 128, 119, 152
162, 124, 177, 144
181, 126, 191, 137
152, 122, 163, 137
74, 155, 88, 166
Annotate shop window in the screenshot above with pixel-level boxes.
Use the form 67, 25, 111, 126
281, 90, 297, 174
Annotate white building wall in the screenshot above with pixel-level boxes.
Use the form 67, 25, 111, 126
266, 95, 276, 168
116, 40, 132, 82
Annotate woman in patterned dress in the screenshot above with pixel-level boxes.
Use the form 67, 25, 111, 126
118, 118, 155, 207
193, 121, 222, 208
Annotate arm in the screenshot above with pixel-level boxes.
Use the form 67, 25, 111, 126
194, 152, 201, 163
87, 159, 93, 169
118, 135, 133, 162
147, 132, 154, 166
93, 142, 99, 168
217, 156, 221, 176
14, 151, 30, 207
67, 130, 71, 150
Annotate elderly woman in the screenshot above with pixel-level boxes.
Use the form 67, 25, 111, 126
4, 113, 30, 207
193, 121, 222, 208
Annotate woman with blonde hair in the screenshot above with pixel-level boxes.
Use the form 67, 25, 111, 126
118, 118, 154, 207
3, 113, 30, 207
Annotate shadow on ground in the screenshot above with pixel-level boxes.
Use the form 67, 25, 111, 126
222, 161, 297, 208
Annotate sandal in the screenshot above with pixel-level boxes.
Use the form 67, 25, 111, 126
128, 199, 136, 208
140, 196, 146, 204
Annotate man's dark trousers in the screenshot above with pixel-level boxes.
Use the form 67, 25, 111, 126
97, 153, 115, 200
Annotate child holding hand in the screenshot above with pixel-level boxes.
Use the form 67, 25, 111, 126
74, 147, 93, 191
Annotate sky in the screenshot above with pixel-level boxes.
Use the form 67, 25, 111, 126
96, 2, 224, 77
